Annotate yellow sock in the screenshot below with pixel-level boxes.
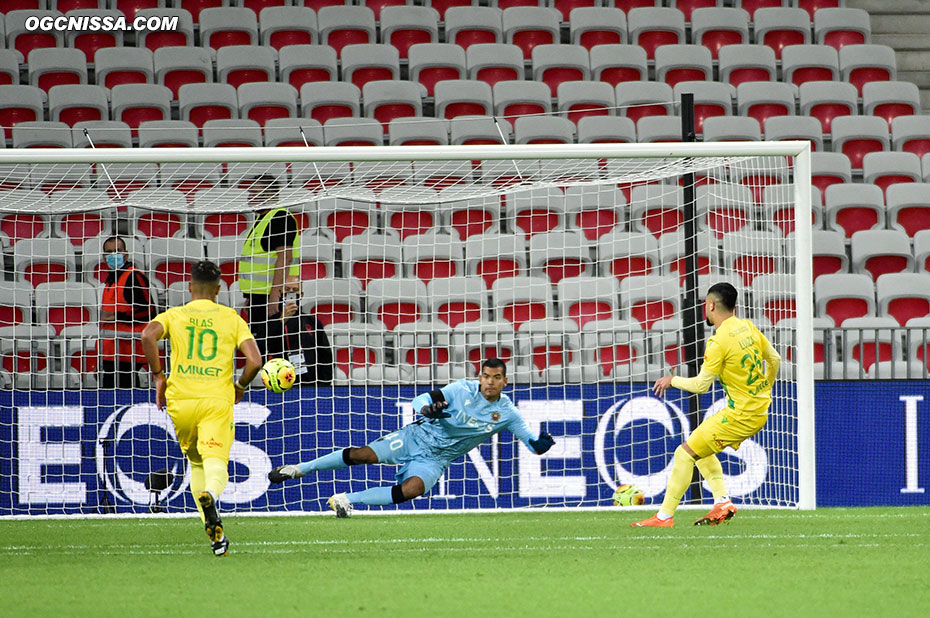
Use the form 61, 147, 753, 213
203, 457, 229, 502
189, 462, 206, 524
696, 454, 728, 501
659, 446, 696, 517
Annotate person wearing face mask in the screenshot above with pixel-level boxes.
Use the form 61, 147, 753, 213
99, 236, 154, 388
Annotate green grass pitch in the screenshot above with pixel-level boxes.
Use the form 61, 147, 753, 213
1, 507, 928, 617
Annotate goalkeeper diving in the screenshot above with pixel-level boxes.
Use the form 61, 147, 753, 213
269, 358, 555, 515
633, 282, 781, 528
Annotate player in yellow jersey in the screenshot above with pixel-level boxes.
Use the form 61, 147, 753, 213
632, 282, 781, 528
141, 261, 262, 556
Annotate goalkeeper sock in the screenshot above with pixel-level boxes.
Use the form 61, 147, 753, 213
189, 461, 206, 524
695, 454, 728, 502
346, 486, 394, 506
298, 449, 350, 476
203, 457, 229, 501
659, 445, 696, 517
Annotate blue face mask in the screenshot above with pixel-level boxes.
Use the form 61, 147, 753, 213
105, 252, 125, 270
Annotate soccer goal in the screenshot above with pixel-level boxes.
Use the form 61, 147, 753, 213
0, 141, 814, 517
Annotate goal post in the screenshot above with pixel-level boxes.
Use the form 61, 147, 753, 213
0, 141, 815, 517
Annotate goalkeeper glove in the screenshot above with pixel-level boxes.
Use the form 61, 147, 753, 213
420, 401, 451, 419
529, 431, 555, 454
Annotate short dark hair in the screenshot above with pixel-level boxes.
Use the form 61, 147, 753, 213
103, 236, 125, 251
707, 282, 738, 311
480, 358, 507, 375
191, 260, 221, 285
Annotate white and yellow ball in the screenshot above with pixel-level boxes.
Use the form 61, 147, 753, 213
612, 484, 645, 506
261, 358, 296, 393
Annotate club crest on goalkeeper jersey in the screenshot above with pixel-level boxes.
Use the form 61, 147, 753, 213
152, 299, 255, 405
409, 379, 537, 464
702, 316, 776, 416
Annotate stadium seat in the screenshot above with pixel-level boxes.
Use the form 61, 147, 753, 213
851, 229, 914, 281
393, 319, 456, 382
749, 272, 800, 325
556, 275, 620, 329
236, 81, 297, 127
318, 6, 376, 57
876, 272, 930, 326
752, 7, 811, 60
34, 281, 97, 336
63, 9, 123, 61
814, 272, 875, 325
0, 49, 20, 87
514, 317, 582, 383
135, 8, 194, 51
702, 116, 761, 142
322, 116, 383, 146
464, 232, 527, 288
27, 48, 86, 92
258, 5, 316, 49
732, 156, 789, 206
388, 118, 448, 146
620, 275, 680, 330
449, 114, 511, 145
672, 81, 734, 134
69, 119, 132, 150
569, 7, 626, 49
885, 182, 930, 238
824, 182, 883, 238
528, 230, 591, 284
10, 121, 70, 148
367, 278, 428, 330
733, 0, 787, 19
691, 7, 750, 59
576, 116, 635, 144
93, 47, 153, 90
301, 277, 364, 327
0, 85, 46, 141
722, 230, 783, 286
718, 44, 777, 87
628, 183, 682, 239
317, 198, 376, 242
466, 43, 523, 89
292, 232, 335, 281
276, 47, 335, 92
5, 10, 64, 59
110, 83, 171, 132
362, 80, 424, 130
136, 120, 198, 148
809, 229, 848, 279
490, 276, 552, 330
813, 7, 870, 51
563, 186, 626, 244
434, 80, 492, 119
657, 227, 711, 281
153, 46, 213, 99
513, 116, 574, 144
124, 188, 187, 237
781, 44, 839, 86
502, 6, 560, 60
492, 79, 550, 122
407, 43, 467, 97
324, 321, 385, 382
47, 190, 114, 245
340, 44, 399, 91
627, 7, 685, 60
454, 318, 516, 374
839, 44, 896, 96
299, 81, 360, 125
842, 315, 900, 373
0, 281, 33, 328
863, 82, 921, 130
763, 181, 823, 237
401, 230, 463, 283
590, 44, 648, 88
199, 7, 258, 50
444, 6, 503, 49
146, 237, 205, 288
635, 115, 681, 143
380, 6, 439, 59
764, 115, 823, 152
597, 230, 659, 283
532, 44, 590, 97
735, 82, 796, 127
654, 44, 712, 87
200, 117, 261, 147
891, 115, 930, 158
794, 0, 844, 19
411, 158, 472, 188
615, 81, 673, 124
341, 232, 403, 291
830, 115, 890, 170
811, 151, 852, 196
700, 183, 755, 238
178, 83, 237, 126
13, 237, 77, 286
580, 318, 646, 381
797, 80, 854, 135
427, 275, 487, 328
862, 151, 921, 198
215, 45, 275, 90
557, 80, 614, 126
48, 84, 108, 126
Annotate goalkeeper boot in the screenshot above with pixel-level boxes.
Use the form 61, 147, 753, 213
630, 514, 674, 528
268, 464, 304, 484
694, 500, 737, 526
198, 491, 226, 548
327, 493, 353, 518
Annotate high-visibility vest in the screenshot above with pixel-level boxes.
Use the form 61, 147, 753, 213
238, 208, 300, 295
99, 266, 152, 362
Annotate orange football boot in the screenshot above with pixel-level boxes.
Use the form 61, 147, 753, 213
694, 500, 738, 526
630, 514, 674, 527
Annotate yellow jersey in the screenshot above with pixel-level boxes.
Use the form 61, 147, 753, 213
701, 316, 779, 416
152, 299, 254, 404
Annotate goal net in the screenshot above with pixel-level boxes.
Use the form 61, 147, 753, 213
0, 142, 814, 517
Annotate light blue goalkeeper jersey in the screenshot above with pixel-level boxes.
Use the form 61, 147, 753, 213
408, 379, 538, 465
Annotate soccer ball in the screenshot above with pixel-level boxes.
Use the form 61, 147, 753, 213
612, 484, 645, 506
261, 358, 296, 393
